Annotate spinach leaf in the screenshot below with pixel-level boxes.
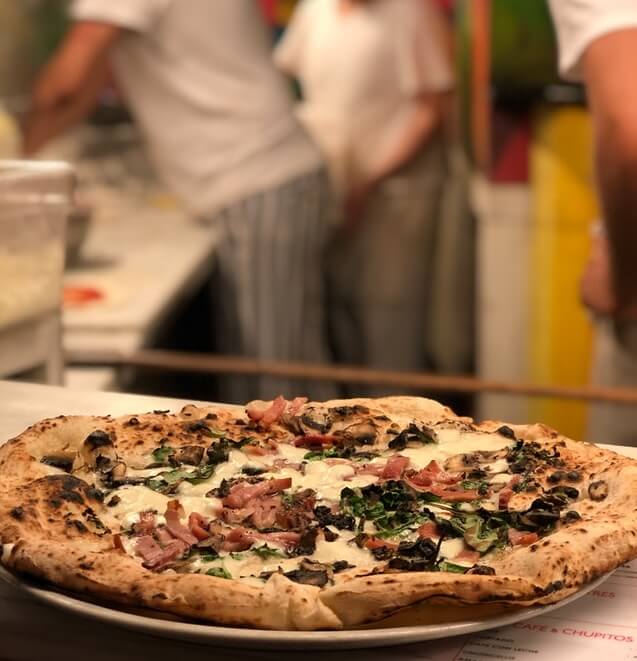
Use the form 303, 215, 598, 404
144, 463, 216, 492
206, 567, 232, 579
199, 549, 219, 562
251, 544, 285, 560
437, 561, 469, 574
152, 446, 174, 463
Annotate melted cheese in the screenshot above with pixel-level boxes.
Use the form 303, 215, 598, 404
108, 485, 221, 524
296, 462, 376, 500
484, 458, 509, 474
401, 431, 511, 467
190, 531, 375, 580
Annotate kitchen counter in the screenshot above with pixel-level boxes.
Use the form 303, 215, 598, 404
64, 200, 216, 357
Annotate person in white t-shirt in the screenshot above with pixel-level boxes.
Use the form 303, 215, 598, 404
24, 0, 335, 403
549, 0, 637, 443
275, 0, 454, 390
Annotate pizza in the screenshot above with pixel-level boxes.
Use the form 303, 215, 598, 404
1, 395, 637, 631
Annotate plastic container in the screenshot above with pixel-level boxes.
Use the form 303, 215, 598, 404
0, 160, 74, 330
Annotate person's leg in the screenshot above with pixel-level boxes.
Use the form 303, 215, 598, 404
212, 169, 337, 403
326, 144, 446, 396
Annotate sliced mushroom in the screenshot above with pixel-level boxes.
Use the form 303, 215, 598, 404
284, 559, 330, 587
173, 445, 205, 466
467, 565, 496, 576
329, 405, 370, 419
40, 455, 73, 472
588, 480, 608, 501
444, 453, 479, 472
278, 413, 304, 436
79, 430, 117, 471
518, 510, 560, 529
110, 461, 127, 481
300, 409, 333, 434
283, 568, 329, 587
341, 420, 377, 446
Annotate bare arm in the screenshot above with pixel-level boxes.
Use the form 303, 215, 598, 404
23, 22, 121, 155
584, 28, 637, 317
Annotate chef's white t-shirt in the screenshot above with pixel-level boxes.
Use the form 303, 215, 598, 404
548, 0, 637, 80
71, 0, 322, 217
274, 0, 453, 190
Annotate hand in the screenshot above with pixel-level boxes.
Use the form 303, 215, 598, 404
580, 231, 615, 316
580, 231, 637, 319
343, 180, 376, 233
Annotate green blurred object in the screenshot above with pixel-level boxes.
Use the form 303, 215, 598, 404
32, 0, 70, 68
491, 0, 559, 91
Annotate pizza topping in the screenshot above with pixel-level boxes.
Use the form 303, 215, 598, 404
222, 477, 293, 509
508, 528, 539, 546
547, 485, 579, 500
498, 475, 522, 509
188, 512, 211, 540
184, 420, 224, 438
381, 455, 411, 479
246, 396, 289, 428
407, 460, 461, 487
496, 426, 517, 440
173, 446, 206, 466
588, 480, 608, 501
136, 535, 189, 570
340, 421, 378, 446
294, 434, 340, 449
80, 430, 116, 470
241, 466, 266, 476
314, 505, 355, 531
453, 548, 481, 564
562, 510, 582, 523
299, 409, 332, 434
283, 562, 329, 587
416, 520, 440, 539
506, 440, 565, 474
165, 507, 199, 546
132, 510, 156, 535
388, 423, 436, 451
466, 564, 496, 575
40, 456, 73, 472
220, 527, 301, 553
276, 489, 316, 530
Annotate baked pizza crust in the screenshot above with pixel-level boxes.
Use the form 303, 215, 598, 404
1, 396, 637, 630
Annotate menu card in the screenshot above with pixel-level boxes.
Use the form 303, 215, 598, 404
380, 560, 637, 661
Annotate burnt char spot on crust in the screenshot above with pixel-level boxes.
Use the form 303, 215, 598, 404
86, 488, 104, 503
79, 562, 94, 570
66, 519, 88, 533
10, 506, 24, 520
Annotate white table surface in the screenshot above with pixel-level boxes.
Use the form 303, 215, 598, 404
63, 203, 217, 356
0, 380, 635, 661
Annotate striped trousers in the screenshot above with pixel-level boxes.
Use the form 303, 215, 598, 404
206, 168, 337, 404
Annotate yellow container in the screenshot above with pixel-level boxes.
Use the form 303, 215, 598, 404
528, 106, 598, 440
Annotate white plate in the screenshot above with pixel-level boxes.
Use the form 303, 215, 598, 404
0, 566, 611, 650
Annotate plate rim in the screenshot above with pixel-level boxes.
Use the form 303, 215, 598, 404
0, 566, 612, 650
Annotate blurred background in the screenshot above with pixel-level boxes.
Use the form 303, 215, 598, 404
0, 0, 618, 442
